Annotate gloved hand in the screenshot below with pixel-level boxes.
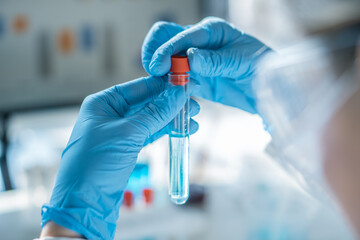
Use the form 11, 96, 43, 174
41, 76, 200, 240
142, 17, 271, 113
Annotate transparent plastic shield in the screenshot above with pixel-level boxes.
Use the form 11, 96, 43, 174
254, 35, 360, 199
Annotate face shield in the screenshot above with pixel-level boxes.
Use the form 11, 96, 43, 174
285, 0, 360, 35
254, 25, 360, 200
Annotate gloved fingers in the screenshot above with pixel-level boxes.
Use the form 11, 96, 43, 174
187, 46, 269, 79
143, 97, 200, 146
87, 76, 168, 117
190, 73, 258, 114
124, 85, 200, 118
189, 118, 200, 134
148, 17, 243, 76
144, 118, 199, 146
113, 76, 167, 106
189, 98, 200, 117
128, 96, 200, 118
142, 21, 185, 74
187, 48, 236, 78
128, 85, 186, 141
186, 78, 201, 96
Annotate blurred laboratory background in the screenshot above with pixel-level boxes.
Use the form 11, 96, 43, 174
0, 0, 357, 239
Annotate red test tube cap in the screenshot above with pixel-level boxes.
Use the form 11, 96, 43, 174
123, 191, 133, 208
170, 56, 190, 74
143, 188, 154, 205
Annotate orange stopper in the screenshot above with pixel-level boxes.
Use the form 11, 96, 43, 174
170, 56, 190, 74
170, 56, 190, 86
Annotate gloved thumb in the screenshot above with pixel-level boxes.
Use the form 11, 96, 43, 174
187, 47, 254, 80
128, 85, 186, 141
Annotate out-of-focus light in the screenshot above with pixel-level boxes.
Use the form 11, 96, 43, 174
80, 24, 95, 52
143, 188, 153, 205
13, 14, 29, 34
123, 191, 133, 209
58, 28, 75, 54
0, 15, 5, 38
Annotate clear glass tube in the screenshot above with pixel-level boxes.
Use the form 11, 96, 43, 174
168, 73, 190, 205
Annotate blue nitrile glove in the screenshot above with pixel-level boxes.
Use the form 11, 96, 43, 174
142, 17, 272, 113
41, 76, 200, 240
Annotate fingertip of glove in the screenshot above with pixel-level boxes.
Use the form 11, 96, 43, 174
149, 61, 169, 76
169, 85, 186, 97
190, 119, 199, 134
149, 51, 172, 76
189, 99, 201, 117
166, 85, 186, 107
142, 61, 151, 75
187, 48, 204, 74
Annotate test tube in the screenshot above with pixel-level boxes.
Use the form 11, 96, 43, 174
168, 56, 190, 205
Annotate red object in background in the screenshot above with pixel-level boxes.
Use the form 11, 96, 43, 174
143, 188, 153, 205
123, 191, 133, 208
